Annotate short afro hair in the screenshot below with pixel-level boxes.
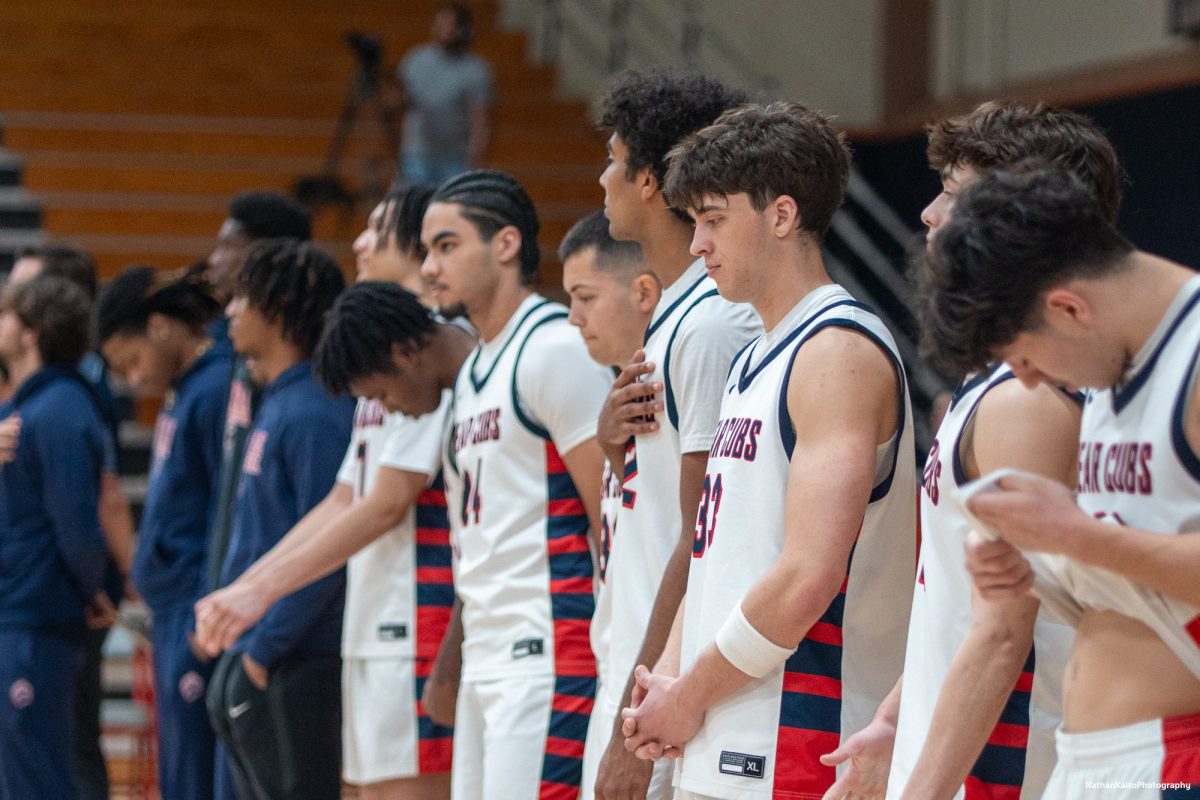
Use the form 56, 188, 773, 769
228, 191, 312, 242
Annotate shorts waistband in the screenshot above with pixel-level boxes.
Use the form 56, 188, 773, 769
1056, 711, 1200, 769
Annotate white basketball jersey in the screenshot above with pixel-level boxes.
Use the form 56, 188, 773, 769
603, 259, 761, 709
445, 294, 611, 681
590, 451, 626, 694
337, 395, 453, 659
677, 283, 916, 799
1038, 275, 1200, 679
888, 364, 1072, 800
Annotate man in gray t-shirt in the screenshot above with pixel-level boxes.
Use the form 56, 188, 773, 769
396, 3, 493, 185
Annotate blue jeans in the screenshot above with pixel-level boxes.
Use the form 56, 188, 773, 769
401, 153, 469, 188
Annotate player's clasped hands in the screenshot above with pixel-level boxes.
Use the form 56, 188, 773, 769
619, 665, 700, 762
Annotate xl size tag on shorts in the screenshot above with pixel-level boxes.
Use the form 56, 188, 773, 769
377, 624, 408, 641
512, 638, 545, 659
719, 751, 766, 779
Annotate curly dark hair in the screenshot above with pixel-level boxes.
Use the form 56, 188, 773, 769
313, 281, 437, 395
594, 69, 749, 221
918, 162, 1134, 376
664, 101, 850, 240
431, 169, 541, 284
4, 275, 92, 366
926, 100, 1124, 224
96, 264, 221, 344
229, 191, 312, 242
237, 239, 345, 357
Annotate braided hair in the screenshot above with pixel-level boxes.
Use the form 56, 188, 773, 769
431, 170, 541, 284
377, 184, 435, 259
237, 239, 345, 357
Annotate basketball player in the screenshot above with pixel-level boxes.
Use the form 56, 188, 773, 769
829, 103, 1123, 800
923, 165, 1200, 798
195, 186, 462, 800
3, 244, 135, 800
622, 102, 916, 800
589, 70, 761, 800
420, 170, 613, 799
96, 266, 229, 800
0, 276, 109, 800
559, 210, 660, 797
206, 191, 312, 592
205, 240, 352, 800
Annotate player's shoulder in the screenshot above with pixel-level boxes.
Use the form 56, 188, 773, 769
975, 378, 1081, 435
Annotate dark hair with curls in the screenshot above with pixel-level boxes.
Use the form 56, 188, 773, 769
3, 275, 92, 366
377, 184, 435, 259
594, 69, 749, 222
557, 210, 644, 276
96, 264, 222, 344
314, 281, 437, 395
228, 191, 312, 242
431, 169, 541, 284
918, 162, 1134, 376
663, 101, 850, 240
237, 239, 346, 357
926, 100, 1124, 224
18, 243, 98, 299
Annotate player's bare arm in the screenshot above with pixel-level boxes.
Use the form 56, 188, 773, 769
194, 482, 352, 653
422, 597, 464, 727
595, 450, 705, 798
622, 329, 898, 753
902, 379, 1078, 798
595, 350, 661, 468
561, 437, 607, 540
197, 468, 430, 654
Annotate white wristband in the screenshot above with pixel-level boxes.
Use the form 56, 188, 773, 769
714, 604, 792, 679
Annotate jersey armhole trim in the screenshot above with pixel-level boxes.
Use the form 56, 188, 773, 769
663, 289, 721, 431
510, 312, 571, 440
778, 319, 907, 503
1169, 336, 1200, 483
950, 368, 1017, 486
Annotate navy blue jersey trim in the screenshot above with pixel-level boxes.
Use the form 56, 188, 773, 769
663, 289, 720, 431
510, 312, 571, 440
644, 274, 707, 345
777, 319, 907, 504
468, 299, 552, 392
737, 299, 869, 393
948, 367, 995, 413
1113, 286, 1200, 414
1169, 336, 1200, 483
951, 366, 1017, 487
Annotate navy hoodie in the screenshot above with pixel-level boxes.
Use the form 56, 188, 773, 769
132, 347, 233, 614
0, 365, 109, 632
219, 361, 353, 669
